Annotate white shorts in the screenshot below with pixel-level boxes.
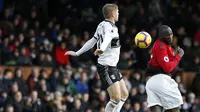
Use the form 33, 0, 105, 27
145, 74, 183, 110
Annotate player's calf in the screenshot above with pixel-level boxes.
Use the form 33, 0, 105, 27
113, 79, 129, 112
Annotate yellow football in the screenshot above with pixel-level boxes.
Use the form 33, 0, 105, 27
135, 31, 152, 48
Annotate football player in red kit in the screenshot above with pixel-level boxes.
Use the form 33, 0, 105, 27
145, 25, 184, 112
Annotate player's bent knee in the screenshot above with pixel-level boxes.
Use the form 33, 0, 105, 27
110, 94, 121, 103
121, 88, 129, 99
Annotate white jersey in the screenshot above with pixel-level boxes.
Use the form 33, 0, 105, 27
75, 20, 120, 66
94, 20, 120, 66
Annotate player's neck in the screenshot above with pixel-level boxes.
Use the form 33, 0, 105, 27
105, 18, 115, 24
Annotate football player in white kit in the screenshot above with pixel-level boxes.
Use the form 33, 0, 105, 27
65, 4, 129, 112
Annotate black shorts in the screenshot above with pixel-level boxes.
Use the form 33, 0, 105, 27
97, 63, 123, 89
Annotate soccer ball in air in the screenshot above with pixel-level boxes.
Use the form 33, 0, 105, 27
135, 31, 152, 48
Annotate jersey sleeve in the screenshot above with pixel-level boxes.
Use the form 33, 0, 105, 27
93, 29, 98, 40
156, 45, 181, 73
99, 24, 114, 51
75, 37, 97, 56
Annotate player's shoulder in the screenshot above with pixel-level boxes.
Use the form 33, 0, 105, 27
153, 39, 167, 50
99, 20, 116, 28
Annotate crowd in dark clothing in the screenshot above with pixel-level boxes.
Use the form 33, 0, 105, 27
0, 0, 200, 111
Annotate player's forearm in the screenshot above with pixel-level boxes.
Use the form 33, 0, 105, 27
162, 57, 181, 73
76, 38, 97, 56
100, 36, 112, 51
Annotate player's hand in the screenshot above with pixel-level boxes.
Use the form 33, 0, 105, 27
94, 49, 103, 56
177, 47, 184, 57
64, 51, 77, 56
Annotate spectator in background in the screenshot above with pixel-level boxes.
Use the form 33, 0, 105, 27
9, 40, 20, 52
0, 91, 7, 109
27, 68, 40, 93
130, 71, 142, 88
76, 72, 89, 94
29, 38, 37, 61
16, 47, 32, 65
41, 92, 54, 112
3, 69, 13, 93
37, 79, 48, 99
36, 30, 46, 46
55, 42, 69, 66
71, 99, 83, 112
63, 92, 74, 111
98, 90, 107, 106
18, 33, 25, 46
136, 84, 146, 103
1, 37, 11, 64
175, 75, 187, 95
37, 52, 53, 66
6, 82, 19, 105
13, 68, 28, 96
130, 87, 139, 104
56, 75, 78, 96
6, 105, 14, 112
49, 68, 60, 92
12, 91, 24, 112
82, 93, 90, 110
133, 102, 142, 112
6, 48, 20, 65
30, 91, 43, 112
121, 99, 133, 112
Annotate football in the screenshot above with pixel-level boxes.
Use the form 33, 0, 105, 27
134, 31, 152, 48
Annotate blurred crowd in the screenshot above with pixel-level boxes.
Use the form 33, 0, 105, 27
0, 0, 200, 111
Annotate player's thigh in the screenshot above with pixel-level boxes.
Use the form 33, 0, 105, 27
118, 79, 129, 99
145, 86, 162, 108
96, 63, 121, 101
157, 76, 183, 110
107, 81, 121, 102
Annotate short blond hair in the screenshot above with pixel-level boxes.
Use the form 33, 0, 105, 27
102, 4, 118, 19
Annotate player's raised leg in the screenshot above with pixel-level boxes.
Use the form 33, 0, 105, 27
105, 81, 121, 112
114, 79, 129, 112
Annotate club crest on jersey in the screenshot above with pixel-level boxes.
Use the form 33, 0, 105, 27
164, 56, 169, 62
111, 74, 115, 79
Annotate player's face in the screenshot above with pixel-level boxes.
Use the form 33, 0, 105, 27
164, 34, 173, 44
113, 9, 119, 22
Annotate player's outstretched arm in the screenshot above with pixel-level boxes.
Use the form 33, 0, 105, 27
64, 37, 97, 56
157, 46, 184, 73
64, 51, 77, 56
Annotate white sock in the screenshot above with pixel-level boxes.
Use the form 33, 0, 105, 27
114, 98, 126, 112
105, 100, 118, 112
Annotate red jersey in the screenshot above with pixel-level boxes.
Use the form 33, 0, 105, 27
148, 39, 181, 73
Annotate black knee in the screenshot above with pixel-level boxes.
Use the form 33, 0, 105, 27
150, 105, 163, 112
